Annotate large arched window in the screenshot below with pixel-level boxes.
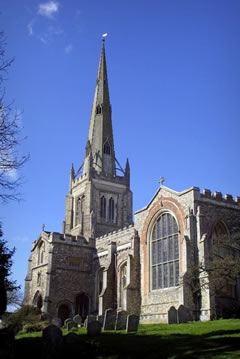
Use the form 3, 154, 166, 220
151, 212, 179, 290
210, 222, 236, 299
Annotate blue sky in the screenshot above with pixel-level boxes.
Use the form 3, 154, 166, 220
1, 0, 240, 297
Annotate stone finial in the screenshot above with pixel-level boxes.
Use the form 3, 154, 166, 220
42, 224, 45, 232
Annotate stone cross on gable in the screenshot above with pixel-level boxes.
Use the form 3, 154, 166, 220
159, 176, 165, 186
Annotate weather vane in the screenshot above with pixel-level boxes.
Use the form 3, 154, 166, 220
102, 33, 108, 41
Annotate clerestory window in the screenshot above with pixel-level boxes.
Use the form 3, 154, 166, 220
151, 213, 179, 290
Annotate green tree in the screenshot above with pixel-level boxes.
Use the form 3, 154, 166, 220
0, 223, 19, 316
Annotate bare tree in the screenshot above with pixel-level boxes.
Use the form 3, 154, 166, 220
0, 31, 29, 203
184, 226, 240, 318
7, 288, 23, 310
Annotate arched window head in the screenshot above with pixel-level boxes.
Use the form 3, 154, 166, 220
151, 212, 179, 290
96, 104, 102, 115
100, 196, 106, 219
103, 141, 111, 155
109, 197, 114, 221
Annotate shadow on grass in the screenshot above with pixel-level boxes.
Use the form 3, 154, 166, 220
10, 328, 240, 359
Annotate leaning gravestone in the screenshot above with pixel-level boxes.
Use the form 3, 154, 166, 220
42, 325, 64, 359
168, 306, 178, 324
177, 305, 193, 323
67, 320, 78, 331
115, 310, 127, 330
103, 309, 117, 330
126, 315, 139, 333
73, 314, 82, 325
87, 321, 102, 335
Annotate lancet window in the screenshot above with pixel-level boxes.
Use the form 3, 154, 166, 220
76, 196, 84, 226
109, 197, 114, 221
100, 196, 106, 219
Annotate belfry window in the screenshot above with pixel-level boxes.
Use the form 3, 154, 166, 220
109, 197, 114, 221
100, 196, 106, 219
37, 241, 45, 265
103, 141, 111, 155
151, 213, 179, 290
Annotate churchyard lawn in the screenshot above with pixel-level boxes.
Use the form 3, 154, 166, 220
15, 319, 240, 358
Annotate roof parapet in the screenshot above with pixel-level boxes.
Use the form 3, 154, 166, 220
201, 188, 240, 205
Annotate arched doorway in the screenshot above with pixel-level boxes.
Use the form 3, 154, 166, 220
32, 291, 43, 310
58, 304, 71, 323
75, 293, 89, 320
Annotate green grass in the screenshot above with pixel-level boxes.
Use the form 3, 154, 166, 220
14, 319, 240, 359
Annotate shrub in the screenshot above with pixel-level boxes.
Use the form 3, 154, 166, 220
6, 305, 42, 333
22, 321, 48, 333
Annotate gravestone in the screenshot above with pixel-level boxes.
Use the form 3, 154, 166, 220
87, 321, 102, 335
64, 318, 72, 328
168, 306, 178, 324
84, 315, 97, 328
97, 315, 104, 327
126, 315, 139, 333
73, 314, 82, 325
67, 320, 78, 331
42, 325, 63, 359
51, 317, 62, 328
115, 310, 127, 330
177, 305, 193, 323
103, 309, 117, 330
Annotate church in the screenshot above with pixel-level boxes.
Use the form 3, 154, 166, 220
24, 39, 240, 324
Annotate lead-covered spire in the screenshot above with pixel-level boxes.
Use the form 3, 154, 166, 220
83, 39, 116, 177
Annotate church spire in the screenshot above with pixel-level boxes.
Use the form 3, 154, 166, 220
83, 38, 116, 177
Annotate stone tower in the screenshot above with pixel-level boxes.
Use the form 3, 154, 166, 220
63, 39, 133, 238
